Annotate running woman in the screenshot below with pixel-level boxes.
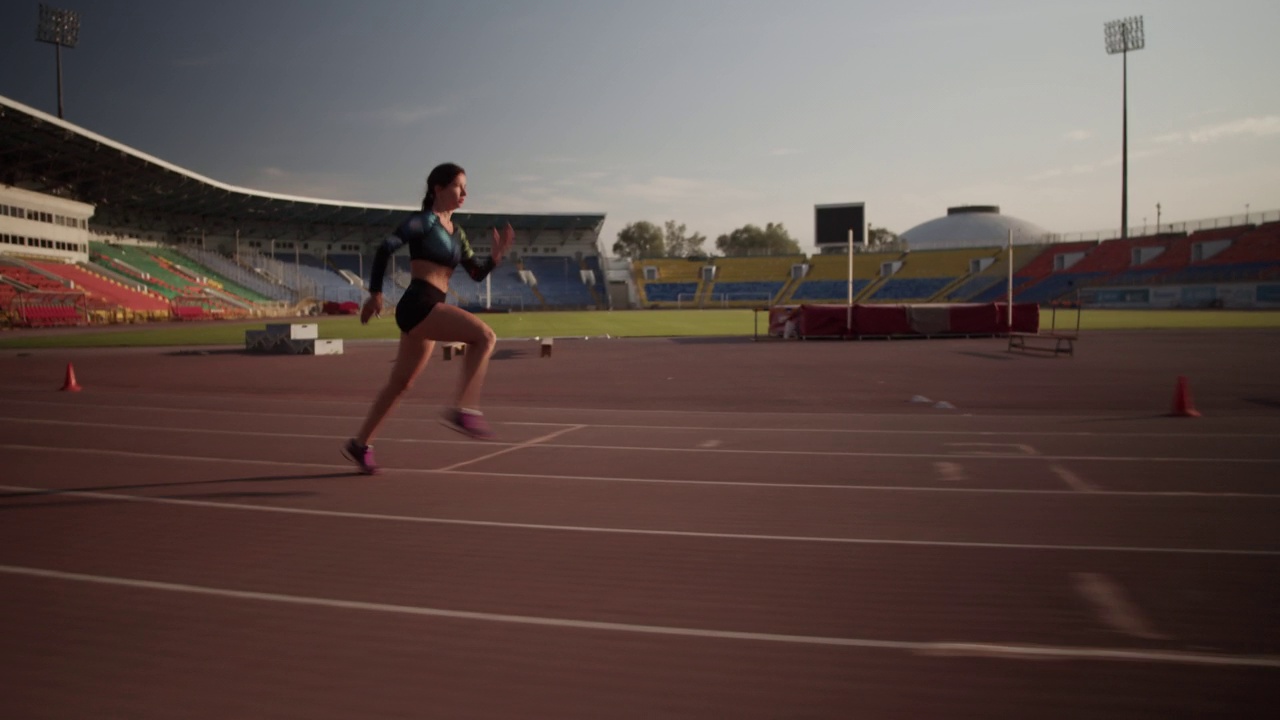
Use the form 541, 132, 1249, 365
343, 162, 513, 474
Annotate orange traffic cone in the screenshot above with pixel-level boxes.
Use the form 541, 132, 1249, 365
1169, 375, 1199, 417
60, 362, 82, 392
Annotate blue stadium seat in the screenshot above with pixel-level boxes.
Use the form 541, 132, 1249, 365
870, 277, 951, 301
644, 282, 697, 302
524, 256, 594, 307
791, 279, 871, 301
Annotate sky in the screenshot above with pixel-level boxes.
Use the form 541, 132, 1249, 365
2, 0, 1278, 252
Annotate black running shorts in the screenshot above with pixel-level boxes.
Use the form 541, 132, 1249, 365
395, 279, 447, 333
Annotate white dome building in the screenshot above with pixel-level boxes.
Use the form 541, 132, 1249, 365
900, 206, 1052, 250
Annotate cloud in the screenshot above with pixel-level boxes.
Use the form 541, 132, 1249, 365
1188, 115, 1280, 143
769, 147, 803, 156
479, 173, 758, 220
534, 155, 581, 165
1100, 148, 1166, 167
1025, 164, 1095, 182
550, 171, 613, 188
614, 176, 758, 203
1025, 168, 1064, 182
245, 166, 363, 201
353, 104, 453, 127
1063, 130, 1093, 142
1149, 116, 1280, 146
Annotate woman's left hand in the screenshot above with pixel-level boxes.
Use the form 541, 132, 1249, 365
492, 223, 514, 262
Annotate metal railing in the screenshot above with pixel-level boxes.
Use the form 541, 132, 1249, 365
1046, 209, 1279, 243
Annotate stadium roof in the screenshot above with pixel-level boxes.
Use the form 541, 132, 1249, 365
900, 205, 1052, 250
0, 94, 604, 234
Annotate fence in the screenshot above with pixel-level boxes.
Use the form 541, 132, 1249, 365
676, 292, 774, 309
1047, 209, 1279, 244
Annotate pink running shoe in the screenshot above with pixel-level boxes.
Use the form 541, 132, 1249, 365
441, 409, 495, 440
342, 438, 379, 475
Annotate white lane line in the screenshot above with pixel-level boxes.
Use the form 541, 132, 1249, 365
434, 425, 587, 472
1, 483, 1276, 556
2, 417, 523, 447
699, 440, 722, 449
15, 392, 1253, 422
437, 444, 1280, 464
1, 564, 1274, 668
3, 445, 1280, 499
933, 462, 968, 482
5, 403, 1280, 439
1053, 465, 1098, 493
1072, 572, 1168, 640
2, 423, 1278, 464
947, 443, 1040, 456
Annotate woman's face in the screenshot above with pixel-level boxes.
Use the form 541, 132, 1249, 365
436, 173, 467, 211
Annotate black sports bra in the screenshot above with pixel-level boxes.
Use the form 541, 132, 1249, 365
368, 211, 495, 293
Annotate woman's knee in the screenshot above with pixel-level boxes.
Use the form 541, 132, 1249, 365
470, 325, 497, 353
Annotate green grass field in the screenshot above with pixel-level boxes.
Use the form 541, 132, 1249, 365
2, 308, 1279, 349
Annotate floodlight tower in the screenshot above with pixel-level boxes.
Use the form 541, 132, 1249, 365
36, 3, 81, 120
1105, 15, 1144, 241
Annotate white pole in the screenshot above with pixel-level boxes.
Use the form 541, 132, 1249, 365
1006, 229, 1014, 328
485, 274, 491, 310
846, 228, 854, 334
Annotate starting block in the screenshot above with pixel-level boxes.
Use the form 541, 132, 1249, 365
540, 337, 553, 357
442, 342, 466, 360
245, 323, 343, 355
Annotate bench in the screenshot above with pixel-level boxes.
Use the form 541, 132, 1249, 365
1007, 332, 1077, 357
442, 342, 466, 360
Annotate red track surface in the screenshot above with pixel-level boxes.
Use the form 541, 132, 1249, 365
1, 331, 1278, 718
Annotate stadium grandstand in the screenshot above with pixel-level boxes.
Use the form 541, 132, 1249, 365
0, 94, 608, 328
625, 204, 1279, 311
4, 91, 1279, 329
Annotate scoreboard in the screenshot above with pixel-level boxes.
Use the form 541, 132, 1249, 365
814, 203, 865, 248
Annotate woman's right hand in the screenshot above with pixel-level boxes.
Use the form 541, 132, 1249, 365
361, 293, 384, 324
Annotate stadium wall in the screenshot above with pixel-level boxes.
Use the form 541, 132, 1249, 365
1080, 282, 1280, 309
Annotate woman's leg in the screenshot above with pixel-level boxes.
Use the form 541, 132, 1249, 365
413, 303, 497, 410
355, 330, 435, 445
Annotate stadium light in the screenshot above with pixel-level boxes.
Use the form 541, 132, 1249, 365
1104, 15, 1144, 241
36, 3, 81, 120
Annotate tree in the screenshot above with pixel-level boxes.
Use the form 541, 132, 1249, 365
864, 226, 904, 253
714, 222, 802, 257
613, 221, 665, 259
663, 220, 707, 258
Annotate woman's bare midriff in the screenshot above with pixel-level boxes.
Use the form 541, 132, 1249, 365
410, 258, 453, 293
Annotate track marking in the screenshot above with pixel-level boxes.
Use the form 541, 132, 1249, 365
435, 425, 586, 472
2, 417, 520, 447
3, 444, 1280, 499
1, 482, 1276, 556
1052, 465, 1097, 493
2, 420, 1278, 464
16, 390, 1261, 422
933, 462, 967, 482
1072, 572, 1167, 640
0, 564, 1274, 667
947, 443, 1039, 456
5, 402, 1280, 439
699, 440, 722, 449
